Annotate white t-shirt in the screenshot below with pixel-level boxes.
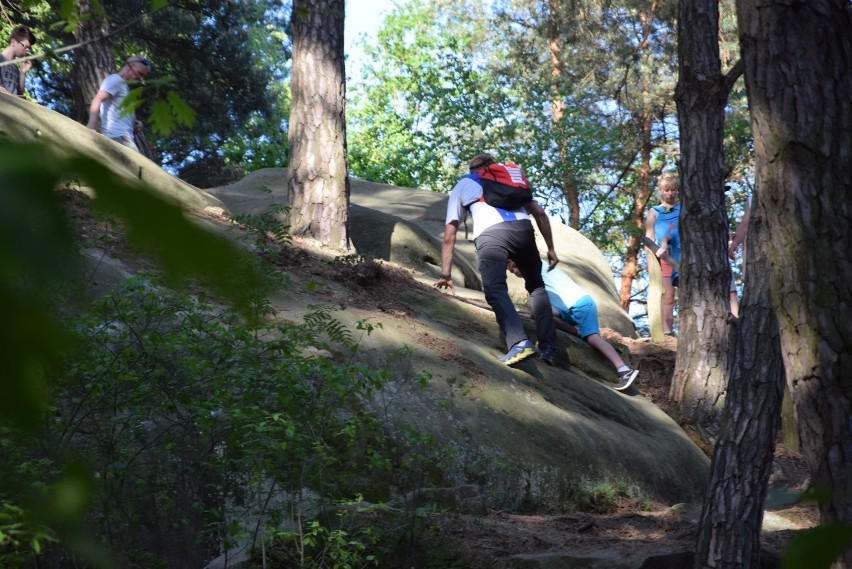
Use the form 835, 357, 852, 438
541, 265, 587, 311
98, 73, 135, 140
445, 176, 531, 240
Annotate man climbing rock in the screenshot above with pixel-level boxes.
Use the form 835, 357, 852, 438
434, 153, 558, 366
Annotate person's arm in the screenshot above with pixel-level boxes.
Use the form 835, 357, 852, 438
18, 60, 31, 95
644, 207, 659, 261
657, 234, 670, 257
728, 199, 751, 259
644, 207, 657, 241
524, 200, 557, 270
555, 319, 580, 336
87, 90, 112, 130
434, 220, 459, 292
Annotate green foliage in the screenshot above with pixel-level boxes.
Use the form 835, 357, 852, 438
0, 501, 58, 563
0, 139, 265, 426
231, 202, 293, 251
1, 249, 446, 567
19, 0, 289, 184
147, 90, 199, 136
266, 509, 380, 569
220, 76, 291, 174
783, 524, 852, 569
781, 487, 852, 569
573, 478, 648, 514
41, 278, 376, 564
347, 0, 519, 192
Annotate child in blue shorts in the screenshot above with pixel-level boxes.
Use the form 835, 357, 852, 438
508, 261, 639, 391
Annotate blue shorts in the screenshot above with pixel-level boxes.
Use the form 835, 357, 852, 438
555, 295, 600, 339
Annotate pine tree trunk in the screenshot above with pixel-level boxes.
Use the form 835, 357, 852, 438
619, 109, 653, 311
71, 0, 114, 124
693, 193, 785, 569
736, 1, 852, 565
619, 235, 641, 313
669, 0, 733, 443
287, 0, 350, 251
548, 1, 580, 230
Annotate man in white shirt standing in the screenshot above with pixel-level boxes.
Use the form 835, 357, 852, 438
87, 55, 151, 152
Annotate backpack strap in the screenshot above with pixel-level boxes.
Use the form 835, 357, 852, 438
460, 172, 483, 241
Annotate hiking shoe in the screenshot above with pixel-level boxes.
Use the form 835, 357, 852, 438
500, 340, 535, 366
539, 345, 556, 366
614, 368, 639, 391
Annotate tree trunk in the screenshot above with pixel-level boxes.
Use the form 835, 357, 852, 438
693, 193, 785, 569
71, 0, 114, 124
669, 0, 733, 443
736, 1, 852, 565
548, 0, 580, 230
287, 0, 350, 250
619, 234, 641, 313
618, 109, 653, 311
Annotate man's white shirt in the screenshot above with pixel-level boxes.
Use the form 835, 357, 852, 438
99, 73, 135, 140
445, 176, 530, 240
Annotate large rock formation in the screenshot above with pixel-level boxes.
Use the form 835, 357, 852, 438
206, 168, 636, 338
1, 96, 708, 510
0, 95, 222, 212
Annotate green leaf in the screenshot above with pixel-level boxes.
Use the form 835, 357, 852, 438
783, 524, 852, 569
149, 99, 175, 136
118, 87, 146, 118
166, 90, 197, 127
0, 142, 265, 430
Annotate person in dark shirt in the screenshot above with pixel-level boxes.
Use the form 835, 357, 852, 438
0, 25, 36, 97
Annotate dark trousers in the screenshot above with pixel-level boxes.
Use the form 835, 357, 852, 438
474, 221, 556, 351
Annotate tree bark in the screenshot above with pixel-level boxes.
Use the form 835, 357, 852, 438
616, 3, 660, 313
618, 109, 653, 311
287, 0, 350, 251
669, 0, 733, 443
736, 1, 852, 565
693, 193, 785, 569
548, 1, 580, 230
71, 0, 114, 124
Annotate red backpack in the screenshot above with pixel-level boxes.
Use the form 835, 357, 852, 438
474, 162, 534, 210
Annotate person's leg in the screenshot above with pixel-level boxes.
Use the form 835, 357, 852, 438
570, 297, 622, 368
476, 230, 528, 350
658, 259, 675, 334
661, 276, 675, 334
586, 334, 626, 369
509, 228, 556, 351
570, 297, 635, 388
729, 277, 739, 316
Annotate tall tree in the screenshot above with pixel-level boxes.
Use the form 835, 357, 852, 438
287, 0, 350, 250
617, 0, 668, 312
347, 0, 520, 192
735, 1, 852, 566
476, 0, 681, 324
546, 0, 580, 229
693, 192, 786, 568
669, 0, 742, 441
24, 0, 287, 184
70, 0, 113, 124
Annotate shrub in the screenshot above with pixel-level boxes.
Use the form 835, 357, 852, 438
1, 276, 441, 568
